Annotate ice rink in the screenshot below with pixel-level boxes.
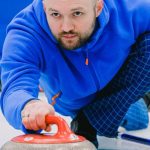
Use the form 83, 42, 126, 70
1, 93, 150, 149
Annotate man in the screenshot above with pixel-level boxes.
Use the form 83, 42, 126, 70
1, 0, 150, 148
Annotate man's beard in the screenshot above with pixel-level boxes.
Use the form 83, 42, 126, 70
54, 19, 96, 50
57, 31, 91, 50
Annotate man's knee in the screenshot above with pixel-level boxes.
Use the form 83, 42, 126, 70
120, 98, 149, 131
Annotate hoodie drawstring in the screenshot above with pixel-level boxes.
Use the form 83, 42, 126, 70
85, 49, 89, 65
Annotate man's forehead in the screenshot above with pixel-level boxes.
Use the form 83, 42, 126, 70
48, 7, 85, 12
43, 0, 94, 5
43, 0, 95, 11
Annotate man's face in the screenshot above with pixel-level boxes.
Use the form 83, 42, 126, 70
43, 0, 103, 50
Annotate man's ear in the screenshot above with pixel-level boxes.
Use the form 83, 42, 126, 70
96, 0, 103, 17
42, 1, 46, 12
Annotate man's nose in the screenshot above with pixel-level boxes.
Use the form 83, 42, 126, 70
61, 18, 74, 32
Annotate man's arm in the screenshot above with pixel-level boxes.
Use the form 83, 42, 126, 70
0, 28, 50, 133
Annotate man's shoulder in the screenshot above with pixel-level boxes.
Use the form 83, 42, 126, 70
7, 5, 40, 35
125, 0, 150, 11
126, 0, 150, 19
106, 0, 150, 13
116, 0, 150, 18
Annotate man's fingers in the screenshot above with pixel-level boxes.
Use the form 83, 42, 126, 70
22, 116, 32, 130
22, 109, 53, 131
36, 112, 47, 130
21, 100, 55, 131
45, 124, 51, 132
28, 115, 41, 131
36, 107, 53, 130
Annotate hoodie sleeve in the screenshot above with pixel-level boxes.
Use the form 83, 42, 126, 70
0, 25, 42, 132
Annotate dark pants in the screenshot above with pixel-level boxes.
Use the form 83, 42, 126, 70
82, 33, 150, 137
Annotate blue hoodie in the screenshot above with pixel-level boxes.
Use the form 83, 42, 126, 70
1, 0, 150, 131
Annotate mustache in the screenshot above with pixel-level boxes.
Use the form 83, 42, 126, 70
59, 31, 78, 36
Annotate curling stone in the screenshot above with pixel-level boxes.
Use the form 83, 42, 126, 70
1, 115, 96, 150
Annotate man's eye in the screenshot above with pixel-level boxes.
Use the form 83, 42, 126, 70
73, 11, 83, 16
51, 13, 60, 17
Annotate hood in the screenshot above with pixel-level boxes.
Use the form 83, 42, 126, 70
32, 0, 110, 51
33, 0, 57, 43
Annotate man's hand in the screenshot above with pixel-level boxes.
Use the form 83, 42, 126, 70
21, 100, 55, 132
